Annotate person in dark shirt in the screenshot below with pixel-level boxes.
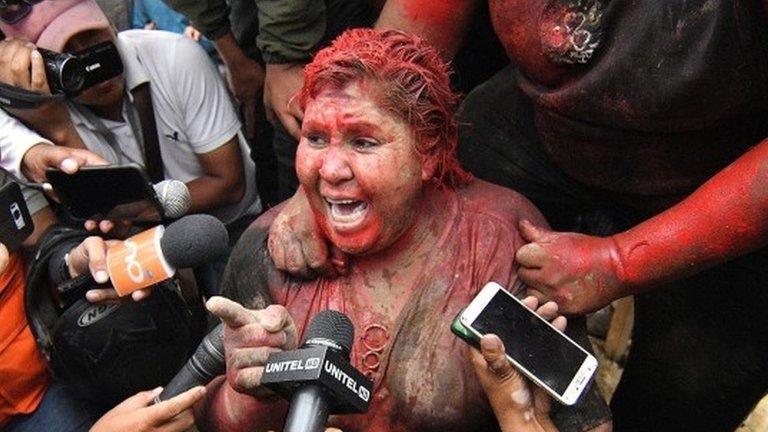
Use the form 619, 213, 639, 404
269, 1, 768, 431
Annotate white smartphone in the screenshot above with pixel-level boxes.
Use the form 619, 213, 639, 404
460, 281, 597, 405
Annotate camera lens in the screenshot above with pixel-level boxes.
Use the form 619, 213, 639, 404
57, 57, 85, 93
38, 49, 85, 95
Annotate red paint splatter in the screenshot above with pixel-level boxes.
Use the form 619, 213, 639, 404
301, 28, 472, 187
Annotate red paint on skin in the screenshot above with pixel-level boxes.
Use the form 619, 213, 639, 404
402, 0, 464, 26
300, 29, 471, 188
206, 30, 555, 431
386, 0, 477, 57
296, 29, 472, 255
613, 139, 768, 290
296, 81, 426, 255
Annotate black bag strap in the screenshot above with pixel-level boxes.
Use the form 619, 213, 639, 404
130, 83, 164, 183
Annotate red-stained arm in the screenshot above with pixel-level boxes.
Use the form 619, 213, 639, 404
613, 138, 768, 287
517, 138, 768, 314
196, 376, 288, 432
375, 0, 480, 60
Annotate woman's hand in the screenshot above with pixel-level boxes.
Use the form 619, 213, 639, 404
90, 386, 205, 432
66, 236, 153, 302
206, 297, 298, 397
469, 296, 564, 432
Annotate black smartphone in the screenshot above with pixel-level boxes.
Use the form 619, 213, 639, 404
459, 282, 598, 405
46, 164, 163, 223
0, 182, 34, 251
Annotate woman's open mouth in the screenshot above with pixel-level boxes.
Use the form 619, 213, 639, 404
324, 197, 369, 226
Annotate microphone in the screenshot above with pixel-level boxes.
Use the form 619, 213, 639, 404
56, 214, 228, 299
261, 310, 373, 432
154, 323, 225, 403
153, 180, 191, 218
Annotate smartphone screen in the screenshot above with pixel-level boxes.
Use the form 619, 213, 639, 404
461, 283, 596, 404
47, 164, 163, 223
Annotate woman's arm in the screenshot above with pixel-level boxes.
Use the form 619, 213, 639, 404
196, 298, 294, 431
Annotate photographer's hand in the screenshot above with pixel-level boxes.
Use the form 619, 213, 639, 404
21, 143, 107, 183
0, 38, 90, 154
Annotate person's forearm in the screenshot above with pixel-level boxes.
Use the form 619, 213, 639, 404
186, 175, 245, 214
612, 138, 768, 291
214, 31, 251, 69
375, 0, 479, 60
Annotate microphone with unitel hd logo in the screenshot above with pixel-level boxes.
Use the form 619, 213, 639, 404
56, 214, 228, 298
154, 323, 225, 404
261, 310, 373, 432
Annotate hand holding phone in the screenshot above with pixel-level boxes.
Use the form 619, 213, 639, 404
459, 282, 597, 406
467, 296, 566, 431
46, 164, 164, 223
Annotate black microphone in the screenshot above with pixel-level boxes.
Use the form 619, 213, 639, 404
55, 214, 228, 301
261, 310, 373, 432
154, 323, 225, 403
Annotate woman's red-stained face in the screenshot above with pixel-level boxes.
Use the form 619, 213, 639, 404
296, 81, 433, 255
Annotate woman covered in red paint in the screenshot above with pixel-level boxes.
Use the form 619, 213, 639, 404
197, 29, 611, 432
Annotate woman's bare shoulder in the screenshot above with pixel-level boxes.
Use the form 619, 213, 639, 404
455, 179, 550, 229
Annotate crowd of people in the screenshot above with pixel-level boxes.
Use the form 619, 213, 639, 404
0, 0, 766, 431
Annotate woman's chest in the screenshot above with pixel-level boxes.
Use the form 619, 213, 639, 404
277, 278, 496, 431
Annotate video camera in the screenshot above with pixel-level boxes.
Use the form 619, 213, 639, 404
0, 40, 123, 109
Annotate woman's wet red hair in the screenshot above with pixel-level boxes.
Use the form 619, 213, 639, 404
300, 28, 472, 187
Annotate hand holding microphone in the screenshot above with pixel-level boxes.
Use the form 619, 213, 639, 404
63, 214, 228, 303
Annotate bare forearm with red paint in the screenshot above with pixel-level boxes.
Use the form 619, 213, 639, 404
517, 139, 768, 314
612, 139, 768, 288
375, 0, 479, 60
196, 376, 287, 432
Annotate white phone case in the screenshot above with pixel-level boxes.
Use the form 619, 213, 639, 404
460, 281, 597, 405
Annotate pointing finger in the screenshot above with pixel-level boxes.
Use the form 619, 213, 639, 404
207, 296, 259, 328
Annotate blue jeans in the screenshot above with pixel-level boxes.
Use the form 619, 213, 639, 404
4, 381, 104, 432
